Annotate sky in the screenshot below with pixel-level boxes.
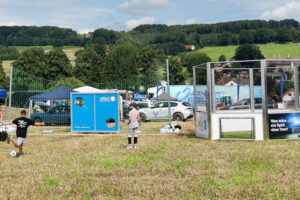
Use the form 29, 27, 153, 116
0, 0, 300, 33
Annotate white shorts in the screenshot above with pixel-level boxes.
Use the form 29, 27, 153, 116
17, 137, 25, 146
128, 128, 138, 137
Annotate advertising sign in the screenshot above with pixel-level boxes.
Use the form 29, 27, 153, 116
269, 113, 300, 139
71, 93, 119, 132
196, 112, 208, 139
71, 94, 95, 132
168, 85, 262, 105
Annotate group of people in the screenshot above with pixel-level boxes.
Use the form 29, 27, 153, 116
2, 102, 140, 157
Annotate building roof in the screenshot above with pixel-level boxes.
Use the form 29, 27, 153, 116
283, 88, 295, 97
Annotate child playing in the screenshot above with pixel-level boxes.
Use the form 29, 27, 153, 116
1, 110, 44, 157
127, 102, 140, 149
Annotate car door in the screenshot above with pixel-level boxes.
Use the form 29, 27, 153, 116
47, 107, 59, 124
151, 102, 165, 120
61, 106, 71, 124
157, 102, 169, 119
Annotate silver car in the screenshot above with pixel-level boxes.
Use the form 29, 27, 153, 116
138, 101, 193, 121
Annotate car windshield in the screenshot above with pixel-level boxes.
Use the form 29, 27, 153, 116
255, 98, 262, 103
50, 106, 70, 113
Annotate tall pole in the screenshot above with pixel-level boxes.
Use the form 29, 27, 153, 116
166, 59, 171, 125
261, 60, 269, 140
8, 65, 13, 121
294, 65, 299, 110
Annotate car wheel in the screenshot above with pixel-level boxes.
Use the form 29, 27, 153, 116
34, 117, 43, 123
139, 113, 147, 122
173, 113, 184, 121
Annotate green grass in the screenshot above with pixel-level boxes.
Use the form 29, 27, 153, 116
221, 131, 254, 139
195, 43, 300, 61
12, 45, 82, 52
13, 45, 53, 52
0, 133, 300, 199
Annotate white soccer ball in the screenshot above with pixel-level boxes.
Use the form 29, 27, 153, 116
10, 150, 17, 157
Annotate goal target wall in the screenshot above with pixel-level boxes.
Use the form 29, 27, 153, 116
71, 92, 120, 133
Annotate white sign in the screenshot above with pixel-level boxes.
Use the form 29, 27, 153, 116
196, 112, 208, 139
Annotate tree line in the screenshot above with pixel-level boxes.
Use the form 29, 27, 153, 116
0, 19, 300, 55
10, 45, 161, 92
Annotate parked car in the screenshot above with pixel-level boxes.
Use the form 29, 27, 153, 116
220, 98, 278, 110
123, 101, 149, 119
138, 101, 193, 121
30, 105, 70, 125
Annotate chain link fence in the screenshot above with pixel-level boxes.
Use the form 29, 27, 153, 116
7, 66, 195, 135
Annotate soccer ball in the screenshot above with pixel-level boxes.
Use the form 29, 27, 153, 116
9, 150, 17, 157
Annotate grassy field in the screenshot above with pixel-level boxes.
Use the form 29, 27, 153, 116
196, 43, 300, 61
10, 46, 83, 66
0, 120, 300, 199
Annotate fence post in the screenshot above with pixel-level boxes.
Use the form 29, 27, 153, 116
294, 65, 299, 110
193, 66, 197, 134
206, 62, 212, 140
8, 65, 13, 121
261, 60, 269, 140
249, 69, 255, 112
166, 59, 171, 125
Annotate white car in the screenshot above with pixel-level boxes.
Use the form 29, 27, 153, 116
138, 101, 193, 121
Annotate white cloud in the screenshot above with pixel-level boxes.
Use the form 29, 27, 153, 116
261, 1, 300, 20
126, 17, 156, 29
118, 0, 170, 15
185, 18, 198, 24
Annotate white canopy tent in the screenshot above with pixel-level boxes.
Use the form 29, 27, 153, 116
74, 86, 108, 93
73, 86, 124, 120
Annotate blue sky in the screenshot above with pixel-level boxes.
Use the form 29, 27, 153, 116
0, 0, 299, 33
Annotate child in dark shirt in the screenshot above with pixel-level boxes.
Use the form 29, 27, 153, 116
1, 110, 44, 157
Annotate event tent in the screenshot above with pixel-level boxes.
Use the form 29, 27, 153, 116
74, 86, 107, 93
29, 86, 75, 117
29, 86, 75, 101
157, 92, 178, 101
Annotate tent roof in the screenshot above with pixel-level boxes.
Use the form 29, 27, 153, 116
74, 86, 108, 93
30, 86, 75, 101
0, 89, 6, 98
157, 92, 178, 101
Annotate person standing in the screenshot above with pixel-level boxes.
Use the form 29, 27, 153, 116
127, 102, 140, 149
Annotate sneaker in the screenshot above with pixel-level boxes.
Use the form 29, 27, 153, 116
126, 144, 132, 150
7, 135, 12, 144
16, 153, 23, 158
133, 144, 138, 149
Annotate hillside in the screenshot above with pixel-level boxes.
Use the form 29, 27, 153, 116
1, 19, 300, 56
195, 43, 300, 61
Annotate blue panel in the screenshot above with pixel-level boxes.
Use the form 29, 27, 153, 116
95, 93, 119, 132
71, 94, 95, 131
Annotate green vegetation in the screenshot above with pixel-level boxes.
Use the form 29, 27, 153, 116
1, 19, 300, 55
195, 43, 300, 61
221, 131, 254, 139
